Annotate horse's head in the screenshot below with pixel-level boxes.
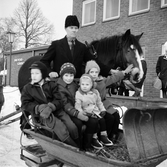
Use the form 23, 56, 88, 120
117, 29, 144, 83
88, 29, 144, 83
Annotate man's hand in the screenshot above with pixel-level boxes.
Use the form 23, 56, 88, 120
49, 72, 58, 78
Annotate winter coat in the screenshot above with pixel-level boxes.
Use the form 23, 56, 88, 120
95, 71, 124, 114
57, 77, 79, 117
156, 55, 167, 90
95, 71, 124, 100
75, 88, 106, 117
40, 36, 110, 78
21, 79, 62, 116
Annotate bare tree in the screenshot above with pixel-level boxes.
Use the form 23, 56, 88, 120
12, 0, 54, 48
0, 18, 16, 52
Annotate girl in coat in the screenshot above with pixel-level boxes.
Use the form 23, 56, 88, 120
85, 60, 133, 142
21, 61, 77, 147
75, 74, 113, 149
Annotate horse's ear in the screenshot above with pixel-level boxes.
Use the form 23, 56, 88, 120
122, 29, 131, 41
135, 32, 143, 41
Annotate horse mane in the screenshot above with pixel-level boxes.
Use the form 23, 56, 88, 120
90, 32, 143, 69
90, 35, 121, 68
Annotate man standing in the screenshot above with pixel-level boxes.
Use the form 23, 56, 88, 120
40, 15, 110, 78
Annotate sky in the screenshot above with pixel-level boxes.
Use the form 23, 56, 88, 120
0, 0, 73, 39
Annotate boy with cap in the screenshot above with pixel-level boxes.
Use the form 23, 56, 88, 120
40, 15, 111, 79
57, 62, 87, 148
75, 74, 113, 149
85, 60, 133, 142
21, 61, 77, 147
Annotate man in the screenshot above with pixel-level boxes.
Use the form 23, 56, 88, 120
156, 41, 167, 98
40, 15, 110, 78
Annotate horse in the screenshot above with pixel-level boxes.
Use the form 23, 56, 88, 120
88, 29, 143, 84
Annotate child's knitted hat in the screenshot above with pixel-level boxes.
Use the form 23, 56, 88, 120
85, 60, 100, 74
59, 62, 76, 77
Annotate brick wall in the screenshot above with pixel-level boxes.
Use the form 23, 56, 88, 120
73, 0, 167, 98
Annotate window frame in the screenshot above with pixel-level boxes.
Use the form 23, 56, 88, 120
129, 0, 150, 16
103, 0, 121, 21
82, 0, 96, 27
161, 0, 167, 8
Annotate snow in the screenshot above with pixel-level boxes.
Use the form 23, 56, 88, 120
0, 86, 167, 167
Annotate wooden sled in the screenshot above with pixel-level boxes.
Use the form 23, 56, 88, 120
23, 129, 136, 167
123, 106, 167, 167
22, 106, 167, 167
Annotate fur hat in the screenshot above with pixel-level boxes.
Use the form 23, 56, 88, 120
85, 60, 100, 74
59, 62, 76, 77
80, 74, 94, 88
29, 61, 48, 79
65, 15, 79, 28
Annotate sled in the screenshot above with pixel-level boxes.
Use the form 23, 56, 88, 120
23, 129, 135, 167
21, 106, 167, 167
123, 106, 167, 166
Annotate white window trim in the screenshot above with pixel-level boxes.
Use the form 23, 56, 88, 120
103, 0, 120, 21
161, 0, 167, 8
82, 0, 96, 27
129, 0, 150, 16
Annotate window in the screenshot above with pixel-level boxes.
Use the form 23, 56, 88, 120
82, 0, 96, 26
161, 0, 167, 8
129, 0, 150, 15
103, 0, 120, 21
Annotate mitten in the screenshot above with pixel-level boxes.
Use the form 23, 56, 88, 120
100, 111, 106, 117
77, 112, 88, 121
40, 106, 52, 119
35, 104, 48, 114
48, 102, 56, 111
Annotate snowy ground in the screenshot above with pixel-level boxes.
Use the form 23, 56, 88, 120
0, 86, 167, 167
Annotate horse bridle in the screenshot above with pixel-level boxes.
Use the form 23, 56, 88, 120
85, 41, 98, 59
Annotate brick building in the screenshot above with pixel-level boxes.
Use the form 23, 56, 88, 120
73, 0, 167, 98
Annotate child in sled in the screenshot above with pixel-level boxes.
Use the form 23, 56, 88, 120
75, 74, 113, 149
21, 61, 77, 147
85, 60, 133, 142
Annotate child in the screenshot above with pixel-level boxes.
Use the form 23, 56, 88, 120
75, 74, 113, 149
57, 62, 87, 148
21, 61, 77, 147
85, 60, 133, 142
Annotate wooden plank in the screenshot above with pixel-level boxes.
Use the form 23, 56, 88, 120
24, 129, 135, 167
107, 95, 167, 108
